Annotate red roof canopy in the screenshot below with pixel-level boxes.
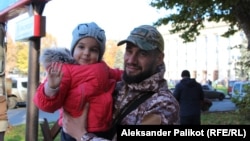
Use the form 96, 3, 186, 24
0, 0, 49, 22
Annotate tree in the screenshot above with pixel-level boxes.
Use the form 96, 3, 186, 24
6, 34, 18, 75
114, 49, 124, 69
233, 39, 250, 80
41, 33, 58, 48
16, 42, 29, 74
6, 33, 58, 75
150, 0, 250, 49
40, 33, 58, 76
103, 40, 123, 69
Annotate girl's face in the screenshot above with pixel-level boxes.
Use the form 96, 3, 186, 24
73, 37, 100, 65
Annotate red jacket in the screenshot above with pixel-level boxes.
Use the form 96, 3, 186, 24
33, 61, 122, 132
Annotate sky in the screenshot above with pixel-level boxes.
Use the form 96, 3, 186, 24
7, 0, 166, 48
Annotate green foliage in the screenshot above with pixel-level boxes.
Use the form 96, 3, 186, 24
150, 0, 250, 48
6, 33, 58, 75
213, 84, 228, 95
232, 39, 250, 79
236, 95, 250, 120
16, 42, 29, 75
231, 84, 250, 120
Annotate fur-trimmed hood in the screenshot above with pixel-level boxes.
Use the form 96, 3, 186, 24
40, 47, 76, 69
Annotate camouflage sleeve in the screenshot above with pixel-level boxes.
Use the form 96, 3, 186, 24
159, 93, 180, 125
137, 92, 180, 125
81, 133, 111, 141
118, 90, 179, 126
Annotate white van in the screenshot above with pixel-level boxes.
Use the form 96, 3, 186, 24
231, 81, 250, 100
7, 77, 28, 108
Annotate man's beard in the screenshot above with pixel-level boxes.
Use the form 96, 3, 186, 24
122, 67, 154, 84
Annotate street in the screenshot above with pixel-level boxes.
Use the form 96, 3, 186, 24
7, 108, 59, 126
7, 99, 236, 126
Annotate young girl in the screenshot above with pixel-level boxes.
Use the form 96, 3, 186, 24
33, 22, 123, 141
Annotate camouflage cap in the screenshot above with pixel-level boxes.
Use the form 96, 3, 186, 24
117, 25, 164, 52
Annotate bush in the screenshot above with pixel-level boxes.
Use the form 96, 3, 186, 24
231, 85, 250, 120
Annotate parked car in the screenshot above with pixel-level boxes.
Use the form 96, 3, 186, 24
7, 77, 28, 109
169, 87, 175, 93
202, 84, 225, 101
231, 81, 250, 100
228, 80, 237, 98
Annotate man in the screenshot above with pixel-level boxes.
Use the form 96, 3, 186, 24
63, 25, 180, 141
173, 70, 204, 125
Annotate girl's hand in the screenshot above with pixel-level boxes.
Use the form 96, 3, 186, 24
47, 62, 63, 89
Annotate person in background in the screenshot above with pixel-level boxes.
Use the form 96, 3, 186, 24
62, 24, 180, 141
207, 79, 212, 86
173, 70, 204, 125
33, 22, 123, 141
0, 94, 8, 141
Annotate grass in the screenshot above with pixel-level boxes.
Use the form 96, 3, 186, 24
201, 111, 250, 124
4, 111, 250, 140
5, 122, 60, 141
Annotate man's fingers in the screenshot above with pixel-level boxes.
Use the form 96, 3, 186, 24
82, 103, 89, 128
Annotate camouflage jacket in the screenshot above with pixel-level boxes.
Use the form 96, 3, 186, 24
84, 64, 180, 141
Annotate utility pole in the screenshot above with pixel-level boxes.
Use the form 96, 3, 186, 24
25, 2, 47, 140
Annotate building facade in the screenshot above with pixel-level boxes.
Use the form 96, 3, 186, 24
159, 22, 244, 85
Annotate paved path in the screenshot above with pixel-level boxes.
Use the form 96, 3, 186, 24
208, 99, 237, 112
7, 108, 59, 126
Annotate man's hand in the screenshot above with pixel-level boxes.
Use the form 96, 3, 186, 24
63, 103, 89, 141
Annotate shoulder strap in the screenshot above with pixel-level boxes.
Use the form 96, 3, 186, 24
114, 91, 155, 124
105, 91, 155, 139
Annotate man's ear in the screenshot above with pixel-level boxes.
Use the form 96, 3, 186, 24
156, 53, 164, 66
